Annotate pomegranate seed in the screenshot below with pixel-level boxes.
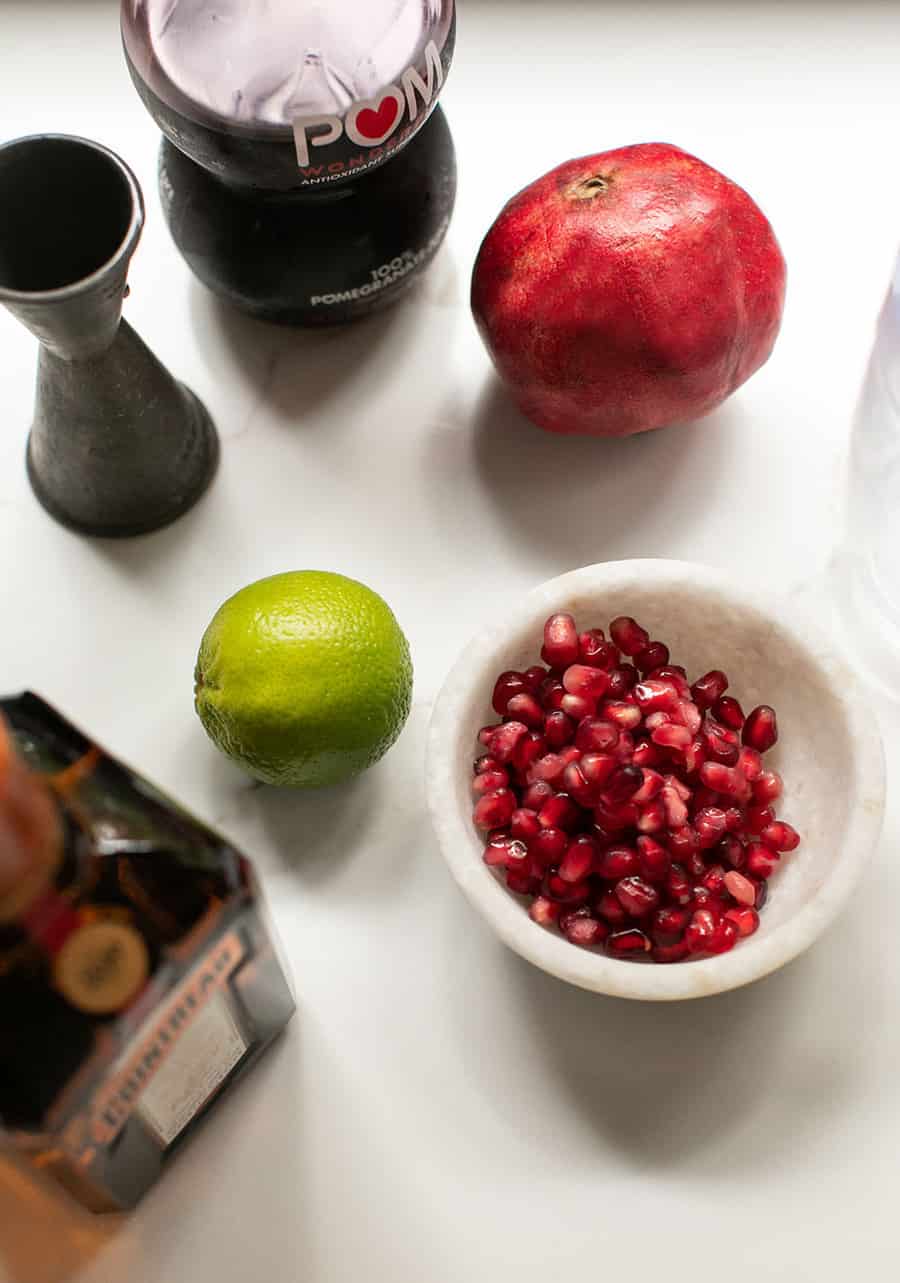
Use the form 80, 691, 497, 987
637, 799, 665, 833
523, 665, 547, 691
641, 710, 670, 732
686, 849, 707, 879
666, 772, 692, 801
695, 807, 728, 848
701, 719, 740, 766
690, 670, 729, 710
593, 800, 639, 832
596, 843, 639, 879
636, 835, 672, 882
651, 905, 691, 944
580, 752, 618, 788
575, 717, 619, 753
706, 918, 739, 954
541, 612, 580, 669
537, 793, 581, 832
746, 843, 780, 879
505, 693, 545, 729
596, 889, 630, 926
483, 834, 516, 867
685, 909, 717, 954
612, 731, 636, 763
632, 738, 663, 768
661, 784, 689, 829
512, 731, 547, 776
667, 826, 699, 860
760, 821, 800, 852
560, 693, 595, 721
651, 723, 692, 750
473, 788, 517, 831
492, 671, 527, 715
717, 835, 746, 870
633, 679, 681, 714
606, 928, 652, 957
682, 739, 705, 775
699, 761, 744, 798
737, 747, 763, 781
563, 664, 611, 701
559, 745, 581, 764
742, 705, 778, 752
632, 768, 664, 804
562, 761, 603, 807
578, 629, 608, 666
560, 908, 607, 947
649, 665, 691, 697
522, 780, 553, 811
607, 664, 640, 697
653, 940, 690, 963
527, 753, 566, 786
702, 864, 728, 897
510, 808, 541, 843
667, 863, 693, 905
472, 769, 510, 797
602, 764, 644, 805
691, 886, 726, 917
724, 871, 756, 906
713, 695, 745, 729
677, 701, 703, 737
529, 895, 561, 926
477, 724, 499, 746
490, 721, 529, 764
600, 700, 642, 730
610, 616, 650, 656
503, 839, 532, 869
506, 868, 540, 895
531, 827, 569, 867
723, 806, 744, 832
474, 754, 501, 775
544, 710, 576, 749
752, 878, 768, 910
615, 876, 660, 918
753, 770, 783, 803
559, 835, 598, 883
544, 873, 591, 905
725, 907, 759, 938
634, 641, 670, 675
539, 678, 566, 712
746, 804, 775, 835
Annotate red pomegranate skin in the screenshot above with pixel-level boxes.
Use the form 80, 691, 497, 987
471, 143, 786, 436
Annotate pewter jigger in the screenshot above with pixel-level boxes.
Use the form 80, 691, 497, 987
0, 134, 218, 536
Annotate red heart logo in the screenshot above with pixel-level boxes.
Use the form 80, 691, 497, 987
354, 96, 401, 141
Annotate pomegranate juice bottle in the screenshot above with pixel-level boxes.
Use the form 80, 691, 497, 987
121, 0, 457, 326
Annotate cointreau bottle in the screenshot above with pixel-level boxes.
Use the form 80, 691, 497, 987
0, 692, 295, 1212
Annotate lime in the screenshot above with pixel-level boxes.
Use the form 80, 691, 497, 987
194, 571, 413, 788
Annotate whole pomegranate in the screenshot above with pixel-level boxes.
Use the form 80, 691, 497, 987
471, 142, 786, 436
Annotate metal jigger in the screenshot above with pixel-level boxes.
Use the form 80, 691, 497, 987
0, 134, 218, 536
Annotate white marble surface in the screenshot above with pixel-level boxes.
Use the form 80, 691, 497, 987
1, 2, 899, 1280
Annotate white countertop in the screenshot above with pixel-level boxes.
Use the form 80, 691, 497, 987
2, 2, 900, 1279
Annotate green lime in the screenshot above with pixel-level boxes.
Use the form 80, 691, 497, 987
194, 571, 413, 788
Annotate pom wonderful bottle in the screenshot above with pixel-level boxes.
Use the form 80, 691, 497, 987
121, 0, 457, 325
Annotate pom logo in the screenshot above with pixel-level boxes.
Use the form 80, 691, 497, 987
292, 40, 445, 180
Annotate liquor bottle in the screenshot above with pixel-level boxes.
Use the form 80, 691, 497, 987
0, 692, 295, 1212
121, 0, 457, 325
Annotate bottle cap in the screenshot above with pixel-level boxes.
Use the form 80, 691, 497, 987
0, 719, 63, 924
122, 0, 455, 185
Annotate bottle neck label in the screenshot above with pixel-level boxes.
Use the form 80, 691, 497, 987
291, 38, 448, 184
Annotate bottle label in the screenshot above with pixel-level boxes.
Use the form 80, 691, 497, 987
53, 921, 150, 1016
308, 214, 451, 314
291, 38, 448, 184
86, 930, 246, 1147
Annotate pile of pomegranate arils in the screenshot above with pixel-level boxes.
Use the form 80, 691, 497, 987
472, 612, 800, 962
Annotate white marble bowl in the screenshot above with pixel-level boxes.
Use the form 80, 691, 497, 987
426, 560, 885, 1000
